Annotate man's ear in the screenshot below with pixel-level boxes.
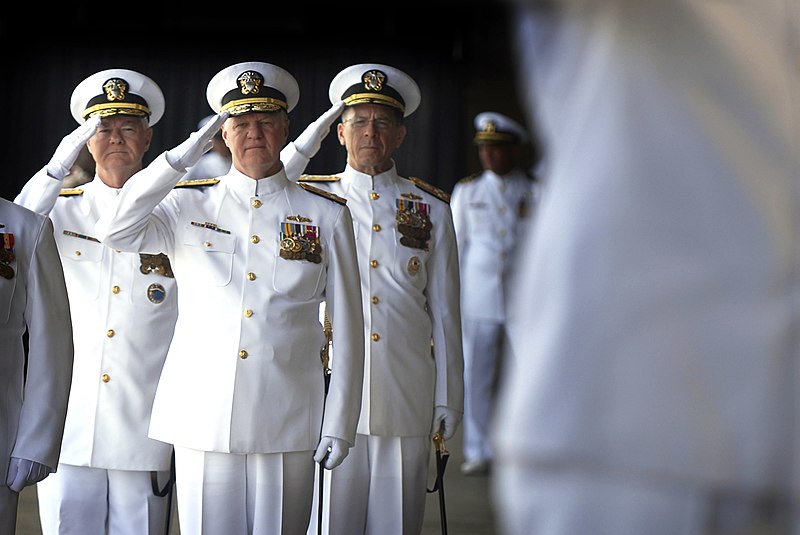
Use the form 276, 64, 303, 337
144, 127, 154, 151
395, 124, 407, 149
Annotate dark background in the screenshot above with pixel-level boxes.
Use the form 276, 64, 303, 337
0, 2, 536, 201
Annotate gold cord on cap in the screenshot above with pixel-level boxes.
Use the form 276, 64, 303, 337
221, 97, 287, 115
83, 103, 151, 120
343, 93, 404, 113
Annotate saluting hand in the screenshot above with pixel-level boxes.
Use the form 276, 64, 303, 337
46, 115, 101, 180
166, 111, 229, 172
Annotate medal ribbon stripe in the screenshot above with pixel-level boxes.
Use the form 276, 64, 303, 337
63, 230, 100, 243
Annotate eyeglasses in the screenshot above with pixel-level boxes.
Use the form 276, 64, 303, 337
342, 117, 397, 131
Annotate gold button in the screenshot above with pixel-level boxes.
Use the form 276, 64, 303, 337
247, 272, 257, 281
244, 308, 253, 318
251, 235, 260, 244
204, 241, 212, 248
112, 285, 120, 294
370, 192, 380, 200
239, 350, 248, 359
372, 224, 381, 232
371, 296, 379, 304
106, 329, 115, 338
252, 199, 262, 208
371, 333, 380, 342
74, 251, 81, 256
101, 374, 110, 383
370, 259, 379, 268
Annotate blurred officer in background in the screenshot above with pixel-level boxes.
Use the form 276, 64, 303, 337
182, 114, 231, 181
15, 68, 179, 535
494, 1, 800, 534
298, 62, 464, 535
0, 198, 72, 534
94, 61, 365, 535
450, 111, 536, 477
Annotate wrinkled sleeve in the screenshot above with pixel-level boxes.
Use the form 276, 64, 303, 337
426, 202, 464, 413
319, 204, 365, 445
94, 153, 184, 255
14, 216, 74, 470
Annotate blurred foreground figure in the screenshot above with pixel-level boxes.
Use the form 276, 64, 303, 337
494, 2, 800, 534
0, 199, 72, 534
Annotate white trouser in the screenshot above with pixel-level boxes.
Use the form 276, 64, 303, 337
462, 318, 504, 463
493, 460, 800, 535
174, 446, 315, 535
309, 434, 429, 535
37, 463, 171, 535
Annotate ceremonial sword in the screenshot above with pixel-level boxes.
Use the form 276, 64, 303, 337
427, 432, 450, 535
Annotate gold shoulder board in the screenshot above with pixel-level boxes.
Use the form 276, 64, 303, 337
410, 176, 450, 203
458, 173, 479, 185
299, 182, 347, 205
174, 178, 221, 188
298, 174, 341, 183
59, 188, 84, 196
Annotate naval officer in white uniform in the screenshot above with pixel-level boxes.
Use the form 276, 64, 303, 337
0, 198, 73, 534
450, 112, 536, 476
299, 63, 464, 535
16, 69, 178, 535
95, 61, 365, 535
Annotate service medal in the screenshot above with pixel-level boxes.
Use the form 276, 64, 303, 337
0, 232, 15, 279
147, 283, 167, 304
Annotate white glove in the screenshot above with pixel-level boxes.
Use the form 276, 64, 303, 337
166, 112, 229, 171
294, 101, 345, 158
313, 436, 351, 470
6, 457, 51, 493
46, 115, 102, 180
281, 101, 345, 180
431, 405, 462, 441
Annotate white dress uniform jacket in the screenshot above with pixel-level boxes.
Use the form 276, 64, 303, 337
15, 171, 175, 471
95, 155, 365, 453
496, 0, 800, 495
450, 169, 536, 322
304, 163, 463, 436
0, 198, 73, 480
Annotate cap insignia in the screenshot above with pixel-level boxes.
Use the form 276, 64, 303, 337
483, 121, 497, 134
363, 70, 386, 92
103, 78, 128, 102
238, 71, 263, 96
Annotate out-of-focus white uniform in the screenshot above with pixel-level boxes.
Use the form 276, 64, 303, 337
301, 163, 463, 534
494, 2, 800, 534
95, 155, 365, 534
450, 167, 535, 465
182, 151, 231, 182
0, 198, 72, 534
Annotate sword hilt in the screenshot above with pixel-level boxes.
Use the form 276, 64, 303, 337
320, 305, 332, 373
432, 432, 449, 456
